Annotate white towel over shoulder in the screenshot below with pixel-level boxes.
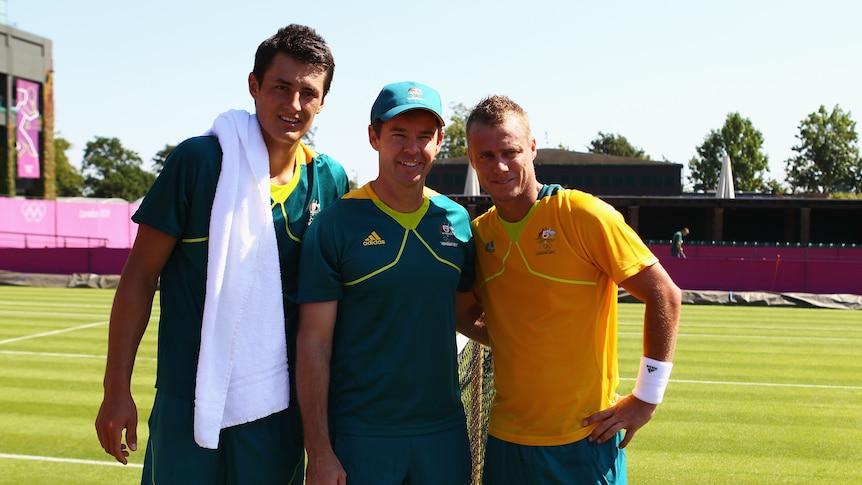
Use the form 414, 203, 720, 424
194, 109, 289, 449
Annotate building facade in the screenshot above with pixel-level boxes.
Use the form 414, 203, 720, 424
427, 149, 684, 197
450, 193, 862, 246
0, 24, 54, 198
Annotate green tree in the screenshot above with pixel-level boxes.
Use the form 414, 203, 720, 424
785, 105, 861, 194
81, 136, 156, 200
439, 102, 471, 159
302, 126, 317, 149
688, 112, 771, 193
54, 136, 84, 197
587, 132, 648, 159
152, 144, 176, 175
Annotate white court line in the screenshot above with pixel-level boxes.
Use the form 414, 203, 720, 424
0, 349, 104, 359
679, 323, 862, 333
618, 377, 862, 390
619, 321, 862, 334
0, 453, 143, 468
0, 321, 108, 345
619, 331, 860, 342
0, 310, 109, 318
0, 300, 112, 309
0, 349, 156, 361
8, 345, 856, 390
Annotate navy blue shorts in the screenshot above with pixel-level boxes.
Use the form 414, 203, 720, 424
483, 432, 627, 484
333, 426, 471, 485
141, 390, 304, 485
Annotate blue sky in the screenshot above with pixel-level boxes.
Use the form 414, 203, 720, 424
10, 0, 862, 187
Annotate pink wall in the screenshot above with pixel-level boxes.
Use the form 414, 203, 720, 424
0, 196, 139, 275
0, 248, 130, 275
0, 197, 137, 249
659, 257, 862, 294
2, 198, 860, 296
651, 244, 862, 295
1, 244, 859, 296
0, 198, 57, 247
671, 244, 862, 261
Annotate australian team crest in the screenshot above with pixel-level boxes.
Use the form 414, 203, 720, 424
307, 199, 321, 226
536, 227, 557, 254
440, 222, 459, 247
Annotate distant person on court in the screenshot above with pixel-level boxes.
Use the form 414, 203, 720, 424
296, 81, 478, 485
671, 227, 690, 258
462, 95, 681, 484
94, 24, 349, 484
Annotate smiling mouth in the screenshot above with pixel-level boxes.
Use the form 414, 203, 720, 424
399, 161, 420, 168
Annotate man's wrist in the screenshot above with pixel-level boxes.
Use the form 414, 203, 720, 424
632, 356, 673, 405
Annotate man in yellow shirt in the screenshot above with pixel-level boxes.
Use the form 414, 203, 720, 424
464, 95, 681, 484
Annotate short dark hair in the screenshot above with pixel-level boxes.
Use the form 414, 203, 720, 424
466, 95, 529, 134
371, 118, 384, 137
252, 24, 335, 98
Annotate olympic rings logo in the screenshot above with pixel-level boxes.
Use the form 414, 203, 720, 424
20, 201, 48, 223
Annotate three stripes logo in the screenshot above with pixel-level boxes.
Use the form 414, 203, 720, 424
646, 364, 658, 373
363, 231, 386, 246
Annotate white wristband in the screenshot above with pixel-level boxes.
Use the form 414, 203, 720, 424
632, 356, 673, 405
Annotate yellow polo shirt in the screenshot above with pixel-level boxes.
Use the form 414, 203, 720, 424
472, 186, 657, 446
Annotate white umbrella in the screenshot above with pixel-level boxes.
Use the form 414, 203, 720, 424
458, 162, 481, 354
717, 154, 735, 199
463, 162, 480, 196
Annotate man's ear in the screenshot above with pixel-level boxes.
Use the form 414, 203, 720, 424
248, 72, 260, 100
368, 124, 380, 151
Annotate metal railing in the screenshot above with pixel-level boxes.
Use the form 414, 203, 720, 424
0, 231, 110, 249
644, 240, 862, 262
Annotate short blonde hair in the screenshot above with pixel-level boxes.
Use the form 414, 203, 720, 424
466, 95, 530, 136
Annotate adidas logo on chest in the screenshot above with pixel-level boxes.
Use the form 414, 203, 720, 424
363, 231, 386, 246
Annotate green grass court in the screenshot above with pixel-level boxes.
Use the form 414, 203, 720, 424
1, 286, 860, 484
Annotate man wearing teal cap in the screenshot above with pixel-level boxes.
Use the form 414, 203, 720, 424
296, 81, 480, 484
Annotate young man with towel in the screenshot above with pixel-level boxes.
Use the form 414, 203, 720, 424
296, 81, 479, 485
95, 24, 349, 484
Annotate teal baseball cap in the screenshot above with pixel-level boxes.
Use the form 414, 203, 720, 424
370, 81, 444, 126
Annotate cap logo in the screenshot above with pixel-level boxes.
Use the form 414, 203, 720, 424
406, 87, 424, 101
